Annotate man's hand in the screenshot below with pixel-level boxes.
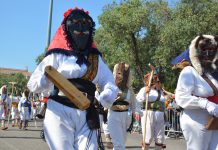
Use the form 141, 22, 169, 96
145, 86, 150, 93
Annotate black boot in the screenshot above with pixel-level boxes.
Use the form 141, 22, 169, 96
23, 120, 28, 130
19, 121, 23, 129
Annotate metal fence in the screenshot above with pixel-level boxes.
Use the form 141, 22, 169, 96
165, 108, 183, 138
132, 108, 183, 139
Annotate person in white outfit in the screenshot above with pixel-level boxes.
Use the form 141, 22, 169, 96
107, 62, 136, 150
11, 90, 21, 127
175, 35, 218, 150
0, 85, 9, 130
27, 7, 118, 150
136, 73, 166, 150
18, 89, 31, 130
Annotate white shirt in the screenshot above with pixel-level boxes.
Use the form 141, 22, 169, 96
175, 66, 218, 109
27, 53, 118, 108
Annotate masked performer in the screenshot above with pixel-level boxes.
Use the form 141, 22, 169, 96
0, 85, 9, 130
175, 35, 218, 150
18, 89, 31, 130
107, 62, 136, 150
27, 7, 118, 150
136, 73, 166, 150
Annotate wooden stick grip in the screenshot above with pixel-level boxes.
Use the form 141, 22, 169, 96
45, 66, 90, 110
205, 117, 218, 130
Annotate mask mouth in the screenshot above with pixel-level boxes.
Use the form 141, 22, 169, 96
73, 30, 89, 35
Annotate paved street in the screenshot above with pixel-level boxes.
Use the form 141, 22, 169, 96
0, 120, 186, 150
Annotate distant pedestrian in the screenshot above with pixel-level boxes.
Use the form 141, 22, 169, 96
18, 89, 31, 130
0, 85, 9, 130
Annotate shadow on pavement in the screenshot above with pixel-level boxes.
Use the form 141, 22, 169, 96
0, 136, 41, 139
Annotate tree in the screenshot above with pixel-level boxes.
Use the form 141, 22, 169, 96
155, 0, 218, 90
0, 73, 29, 95
95, 0, 171, 90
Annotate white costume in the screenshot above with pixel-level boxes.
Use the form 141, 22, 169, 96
28, 54, 118, 150
18, 93, 31, 130
28, 54, 118, 149
108, 88, 135, 150
0, 85, 9, 130
175, 35, 218, 150
107, 63, 136, 150
176, 66, 218, 150
11, 95, 20, 126
28, 8, 118, 150
136, 87, 165, 150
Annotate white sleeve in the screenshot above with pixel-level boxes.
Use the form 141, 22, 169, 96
95, 57, 119, 108
175, 66, 207, 109
27, 53, 59, 94
18, 99, 22, 112
136, 87, 146, 103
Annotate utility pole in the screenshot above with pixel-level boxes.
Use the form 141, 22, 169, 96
45, 0, 53, 51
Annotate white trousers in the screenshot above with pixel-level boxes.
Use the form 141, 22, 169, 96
44, 100, 98, 150
108, 110, 130, 150
0, 104, 6, 120
11, 107, 19, 119
20, 107, 30, 121
141, 110, 165, 144
180, 110, 218, 150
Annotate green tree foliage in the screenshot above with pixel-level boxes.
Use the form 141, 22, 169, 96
0, 73, 28, 95
155, 0, 218, 90
95, 0, 171, 90
95, 0, 218, 91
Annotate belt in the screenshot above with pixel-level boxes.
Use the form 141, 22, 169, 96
111, 104, 129, 112
49, 93, 94, 109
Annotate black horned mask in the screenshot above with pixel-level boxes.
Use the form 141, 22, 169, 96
189, 35, 218, 75
113, 62, 130, 90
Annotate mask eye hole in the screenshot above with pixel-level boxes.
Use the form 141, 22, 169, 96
72, 19, 79, 24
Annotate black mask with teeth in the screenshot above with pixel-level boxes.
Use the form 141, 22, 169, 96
64, 10, 95, 51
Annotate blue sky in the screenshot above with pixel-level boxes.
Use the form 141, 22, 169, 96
0, 0, 178, 72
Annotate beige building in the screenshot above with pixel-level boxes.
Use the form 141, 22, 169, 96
0, 67, 31, 79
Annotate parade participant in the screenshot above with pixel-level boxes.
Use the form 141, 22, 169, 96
0, 85, 9, 130
27, 7, 118, 150
36, 93, 48, 119
175, 34, 218, 150
31, 100, 37, 120
136, 73, 166, 150
18, 89, 31, 130
107, 62, 136, 150
11, 90, 21, 127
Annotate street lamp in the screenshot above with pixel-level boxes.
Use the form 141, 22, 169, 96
9, 82, 16, 96
46, 0, 53, 51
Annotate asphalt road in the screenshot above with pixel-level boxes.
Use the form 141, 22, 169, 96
0, 120, 186, 150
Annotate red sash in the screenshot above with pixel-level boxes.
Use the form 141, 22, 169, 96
208, 96, 218, 104
42, 97, 48, 103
